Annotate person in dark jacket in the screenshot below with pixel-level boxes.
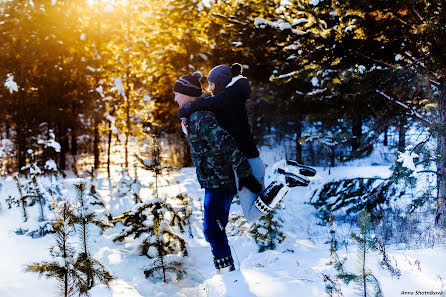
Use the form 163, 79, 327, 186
173, 72, 263, 274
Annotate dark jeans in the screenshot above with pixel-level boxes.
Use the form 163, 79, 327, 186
203, 187, 236, 260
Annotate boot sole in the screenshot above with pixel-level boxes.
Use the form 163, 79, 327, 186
277, 168, 310, 187
286, 160, 317, 177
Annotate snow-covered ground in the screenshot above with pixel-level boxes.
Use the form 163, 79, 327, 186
1, 153, 445, 297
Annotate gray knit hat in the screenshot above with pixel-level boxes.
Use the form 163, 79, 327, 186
208, 65, 233, 87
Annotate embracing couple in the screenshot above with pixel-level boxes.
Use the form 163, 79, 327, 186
173, 63, 316, 274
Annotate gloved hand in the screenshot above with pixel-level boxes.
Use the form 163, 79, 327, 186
238, 174, 262, 194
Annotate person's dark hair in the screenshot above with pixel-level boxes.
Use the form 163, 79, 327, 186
231, 63, 243, 76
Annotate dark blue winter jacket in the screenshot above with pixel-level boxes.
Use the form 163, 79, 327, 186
177, 77, 260, 158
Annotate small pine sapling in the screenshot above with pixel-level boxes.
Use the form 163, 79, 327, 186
86, 169, 114, 231
139, 204, 188, 282
26, 200, 81, 297
116, 167, 133, 198
19, 150, 48, 222
337, 210, 383, 297
71, 183, 113, 292
137, 134, 177, 194
328, 210, 339, 261
114, 135, 187, 282
113, 198, 187, 282
324, 210, 344, 297
175, 193, 194, 238
131, 163, 143, 204
250, 208, 285, 252
12, 172, 55, 238
228, 212, 250, 237
13, 175, 29, 222
374, 237, 401, 278
322, 273, 344, 297
37, 129, 61, 179
29, 174, 48, 222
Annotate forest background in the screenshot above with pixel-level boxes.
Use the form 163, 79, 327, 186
0, 0, 445, 224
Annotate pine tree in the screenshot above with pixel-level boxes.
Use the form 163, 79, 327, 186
116, 167, 133, 200
324, 211, 344, 297
20, 150, 48, 223
250, 208, 285, 252
131, 163, 143, 204
71, 182, 113, 293
26, 200, 81, 297
113, 135, 188, 282
113, 194, 188, 282
175, 193, 194, 238
86, 169, 114, 232
336, 210, 383, 297
13, 175, 29, 222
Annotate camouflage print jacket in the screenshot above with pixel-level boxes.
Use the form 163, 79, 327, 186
185, 110, 252, 189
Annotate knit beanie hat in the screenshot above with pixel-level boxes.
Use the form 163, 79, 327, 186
173, 72, 203, 97
208, 65, 233, 87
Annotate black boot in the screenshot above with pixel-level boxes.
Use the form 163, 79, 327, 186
214, 255, 235, 274
276, 168, 310, 187
254, 181, 289, 215
284, 160, 317, 177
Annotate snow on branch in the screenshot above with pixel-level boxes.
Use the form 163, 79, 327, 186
4, 74, 19, 93
376, 90, 431, 126
254, 17, 309, 35
213, 13, 248, 26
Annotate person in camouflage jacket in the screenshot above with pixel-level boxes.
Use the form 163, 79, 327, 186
173, 72, 262, 273
186, 108, 252, 188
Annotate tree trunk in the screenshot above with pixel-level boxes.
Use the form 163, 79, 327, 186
107, 121, 112, 178
352, 115, 362, 151
6, 122, 10, 139
71, 104, 78, 156
182, 134, 192, 167
398, 116, 407, 152
17, 22, 26, 172
124, 14, 131, 169
63, 206, 69, 297
59, 122, 68, 171
16, 120, 26, 172
93, 118, 100, 169
295, 114, 302, 163
71, 127, 78, 156
383, 126, 388, 146
70, 126, 78, 176
436, 78, 446, 226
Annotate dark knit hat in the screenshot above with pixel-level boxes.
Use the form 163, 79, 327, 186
173, 72, 203, 97
208, 65, 233, 87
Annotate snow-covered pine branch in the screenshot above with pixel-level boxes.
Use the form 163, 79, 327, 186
376, 90, 431, 126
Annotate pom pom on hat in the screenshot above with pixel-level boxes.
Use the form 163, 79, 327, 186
193, 71, 203, 79
231, 63, 243, 76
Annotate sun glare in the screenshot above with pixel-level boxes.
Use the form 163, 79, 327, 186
86, 0, 128, 7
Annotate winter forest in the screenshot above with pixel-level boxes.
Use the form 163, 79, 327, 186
0, 0, 445, 296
